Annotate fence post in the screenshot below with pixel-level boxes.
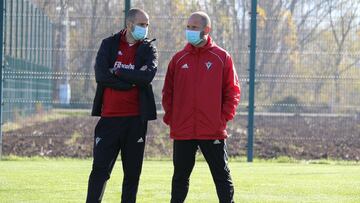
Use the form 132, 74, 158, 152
25, 1, 29, 61
29, 5, 33, 62
247, 0, 258, 162
8, 0, 12, 56
48, 22, 52, 109
41, 15, 45, 66
20, 0, 24, 59
15, 0, 18, 58
35, 8, 39, 101
0, 0, 5, 159
36, 8, 40, 65
124, 0, 131, 25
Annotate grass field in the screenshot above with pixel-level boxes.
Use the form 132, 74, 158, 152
0, 157, 359, 203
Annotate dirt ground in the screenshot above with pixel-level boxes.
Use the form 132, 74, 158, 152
3, 114, 360, 160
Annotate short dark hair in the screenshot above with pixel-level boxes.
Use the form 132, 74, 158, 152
126, 8, 148, 23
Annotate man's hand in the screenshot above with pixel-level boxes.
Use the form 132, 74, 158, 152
109, 67, 122, 76
140, 65, 148, 71
109, 67, 117, 74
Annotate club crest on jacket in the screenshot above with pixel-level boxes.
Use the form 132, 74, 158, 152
205, 61, 212, 70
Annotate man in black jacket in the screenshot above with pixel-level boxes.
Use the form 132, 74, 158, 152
86, 8, 157, 203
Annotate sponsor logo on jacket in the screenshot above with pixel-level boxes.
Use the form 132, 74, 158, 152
113, 61, 135, 70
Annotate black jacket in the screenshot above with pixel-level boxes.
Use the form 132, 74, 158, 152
91, 31, 158, 121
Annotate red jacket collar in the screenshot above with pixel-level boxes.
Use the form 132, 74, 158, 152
119, 29, 141, 45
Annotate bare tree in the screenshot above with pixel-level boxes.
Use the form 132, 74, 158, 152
255, 0, 330, 101
326, 0, 360, 110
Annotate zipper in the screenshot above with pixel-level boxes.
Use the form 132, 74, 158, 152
194, 52, 200, 136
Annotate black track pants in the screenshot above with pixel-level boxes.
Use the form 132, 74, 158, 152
86, 116, 147, 203
171, 139, 235, 203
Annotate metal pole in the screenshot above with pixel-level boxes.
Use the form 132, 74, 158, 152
41, 13, 45, 66
15, 0, 18, 58
25, 1, 29, 60
30, 6, 33, 62
0, 0, 5, 159
8, 0, 12, 56
247, 0, 258, 162
58, 2, 70, 105
2, 0, 5, 56
35, 8, 39, 101
20, 0, 24, 59
49, 22, 52, 109
45, 17, 48, 67
124, 0, 131, 26
48, 20, 53, 68
36, 8, 40, 65
28, 3, 34, 105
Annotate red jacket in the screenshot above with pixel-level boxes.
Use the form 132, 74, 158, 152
162, 36, 240, 140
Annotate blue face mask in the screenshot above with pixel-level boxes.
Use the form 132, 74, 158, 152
186, 30, 204, 45
131, 25, 148, 40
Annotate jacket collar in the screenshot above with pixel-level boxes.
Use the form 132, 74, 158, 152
116, 29, 156, 45
119, 29, 142, 46
184, 36, 215, 54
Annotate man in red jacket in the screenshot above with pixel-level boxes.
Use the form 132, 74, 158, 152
162, 11, 240, 203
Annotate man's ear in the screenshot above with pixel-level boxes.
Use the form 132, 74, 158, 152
126, 20, 132, 29
204, 26, 211, 35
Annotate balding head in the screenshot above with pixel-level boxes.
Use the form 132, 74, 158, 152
189, 11, 211, 28
126, 8, 149, 25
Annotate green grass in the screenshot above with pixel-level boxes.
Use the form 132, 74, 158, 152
0, 158, 359, 203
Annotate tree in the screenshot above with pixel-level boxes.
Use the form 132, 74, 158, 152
326, 0, 360, 110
